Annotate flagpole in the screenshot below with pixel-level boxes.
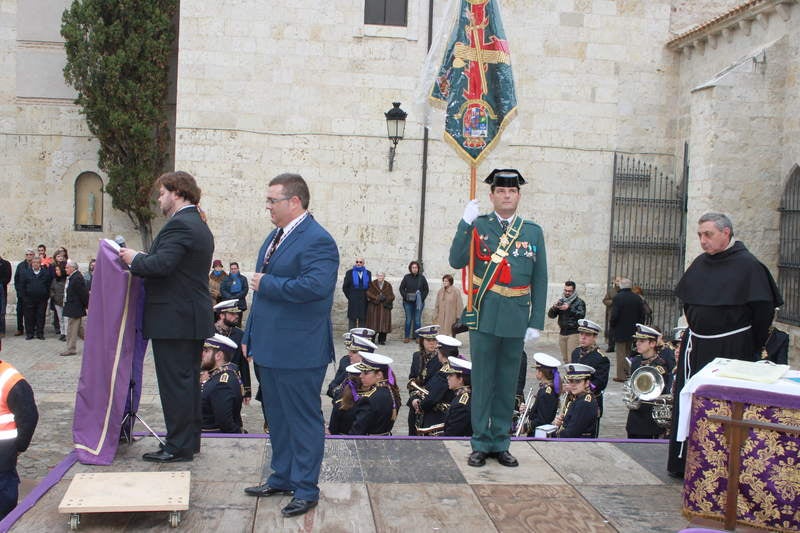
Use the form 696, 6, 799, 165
467, 165, 477, 312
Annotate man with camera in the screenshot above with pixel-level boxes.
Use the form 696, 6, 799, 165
547, 281, 586, 363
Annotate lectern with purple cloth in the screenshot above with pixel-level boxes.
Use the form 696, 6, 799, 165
72, 239, 148, 465
678, 358, 800, 532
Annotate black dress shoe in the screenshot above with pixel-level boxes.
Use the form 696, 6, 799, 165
244, 483, 294, 497
496, 450, 519, 467
142, 450, 192, 463
467, 451, 488, 467
281, 498, 317, 517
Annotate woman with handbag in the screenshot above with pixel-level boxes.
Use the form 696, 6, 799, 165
399, 261, 428, 343
435, 274, 463, 337
366, 272, 394, 345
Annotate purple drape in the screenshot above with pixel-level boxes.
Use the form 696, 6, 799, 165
72, 239, 147, 465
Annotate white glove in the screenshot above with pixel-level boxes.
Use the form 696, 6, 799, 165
524, 328, 540, 343
462, 199, 480, 225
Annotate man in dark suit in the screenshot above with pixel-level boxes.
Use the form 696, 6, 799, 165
342, 258, 370, 329
609, 277, 645, 382
119, 171, 214, 463
242, 173, 338, 518
60, 259, 89, 356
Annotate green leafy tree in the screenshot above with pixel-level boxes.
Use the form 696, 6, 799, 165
62, 0, 177, 248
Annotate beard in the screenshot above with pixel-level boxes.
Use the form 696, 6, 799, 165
223, 318, 238, 327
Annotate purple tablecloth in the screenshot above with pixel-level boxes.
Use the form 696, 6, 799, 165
683, 384, 800, 532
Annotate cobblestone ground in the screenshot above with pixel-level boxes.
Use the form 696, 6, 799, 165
1, 316, 636, 487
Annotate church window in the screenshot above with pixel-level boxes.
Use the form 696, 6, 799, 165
778, 165, 800, 325
365, 0, 408, 27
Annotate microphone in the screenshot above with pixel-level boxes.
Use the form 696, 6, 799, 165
114, 235, 126, 248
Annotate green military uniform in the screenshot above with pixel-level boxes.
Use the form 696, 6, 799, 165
449, 176, 547, 454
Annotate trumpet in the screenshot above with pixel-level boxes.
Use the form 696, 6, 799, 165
409, 381, 430, 398
514, 386, 536, 437
415, 423, 445, 436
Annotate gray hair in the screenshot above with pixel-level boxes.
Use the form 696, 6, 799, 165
66, 259, 79, 269
618, 278, 632, 289
698, 212, 734, 238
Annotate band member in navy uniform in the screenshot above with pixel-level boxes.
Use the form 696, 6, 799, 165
200, 334, 244, 433
570, 319, 609, 436
326, 333, 376, 398
406, 325, 441, 435
348, 353, 401, 436
443, 356, 472, 437
213, 299, 251, 403
414, 335, 461, 432
520, 352, 562, 436
554, 363, 599, 439
626, 324, 672, 439
328, 364, 363, 435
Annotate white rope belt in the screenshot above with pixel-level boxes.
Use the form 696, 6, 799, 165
678, 324, 752, 458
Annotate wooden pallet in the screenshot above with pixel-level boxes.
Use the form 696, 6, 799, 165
58, 471, 190, 529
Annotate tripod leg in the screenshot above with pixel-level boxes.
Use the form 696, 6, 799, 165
135, 414, 166, 446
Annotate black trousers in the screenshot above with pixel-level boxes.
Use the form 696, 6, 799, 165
15, 298, 24, 332
151, 338, 203, 456
23, 300, 47, 337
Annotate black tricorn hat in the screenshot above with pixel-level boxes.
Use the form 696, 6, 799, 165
484, 168, 526, 187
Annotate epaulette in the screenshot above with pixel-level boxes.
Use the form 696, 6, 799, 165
596, 349, 607, 358
545, 385, 552, 394
220, 373, 229, 383
584, 393, 593, 402
521, 219, 542, 230
656, 365, 666, 375
459, 393, 470, 405
361, 386, 377, 398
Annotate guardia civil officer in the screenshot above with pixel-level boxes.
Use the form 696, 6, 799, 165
200, 334, 244, 433
553, 363, 599, 439
406, 325, 441, 435
625, 324, 672, 439
570, 319, 610, 436
348, 353, 401, 436
449, 168, 548, 467
443, 357, 472, 437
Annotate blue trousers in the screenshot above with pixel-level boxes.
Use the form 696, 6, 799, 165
403, 301, 423, 339
256, 364, 327, 502
0, 468, 19, 520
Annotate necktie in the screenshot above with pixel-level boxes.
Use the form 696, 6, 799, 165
262, 228, 284, 271
500, 219, 509, 233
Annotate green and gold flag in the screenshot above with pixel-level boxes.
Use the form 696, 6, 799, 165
430, 0, 517, 166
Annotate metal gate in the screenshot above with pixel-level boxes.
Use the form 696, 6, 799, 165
606, 143, 689, 335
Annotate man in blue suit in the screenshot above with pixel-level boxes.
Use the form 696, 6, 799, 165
242, 173, 339, 518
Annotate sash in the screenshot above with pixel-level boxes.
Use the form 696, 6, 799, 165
464, 216, 524, 330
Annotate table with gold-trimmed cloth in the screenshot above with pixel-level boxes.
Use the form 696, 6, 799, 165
682, 384, 800, 532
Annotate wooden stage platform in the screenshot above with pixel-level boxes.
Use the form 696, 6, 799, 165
9, 436, 688, 532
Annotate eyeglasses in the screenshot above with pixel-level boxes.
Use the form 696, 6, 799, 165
266, 196, 291, 206
355, 261, 364, 264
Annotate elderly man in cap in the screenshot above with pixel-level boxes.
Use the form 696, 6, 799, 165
570, 319, 610, 408
449, 168, 548, 468
625, 324, 672, 439
554, 363, 599, 438
213, 299, 251, 403
200, 334, 244, 434
326, 333, 377, 399
348, 353, 401, 436
443, 356, 472, 437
